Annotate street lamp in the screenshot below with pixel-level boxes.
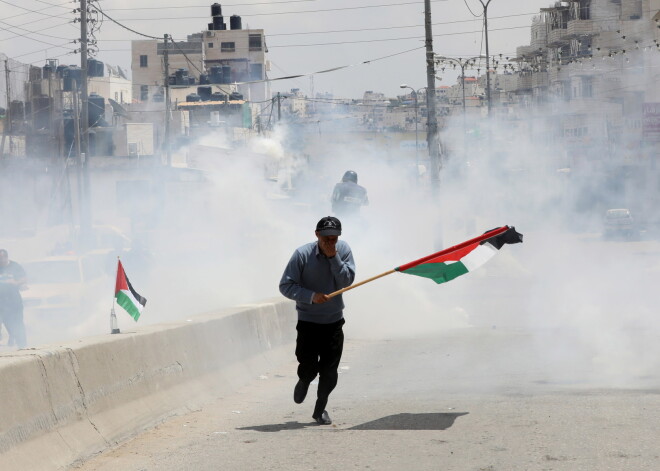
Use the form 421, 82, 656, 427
434, 56, 485, 117
477, 0, 493, 116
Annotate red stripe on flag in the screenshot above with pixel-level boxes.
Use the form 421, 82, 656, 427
396, 226, 508, 272
115, 260, 128, 295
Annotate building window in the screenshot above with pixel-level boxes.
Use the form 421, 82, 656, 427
139, 55, 148, 67
208, 42, 214, 48
582, 77, 593, 98
249, 34, 262, 51
140, 85, 148, 101
249, 63, 263, 80
221, 42, 235, 52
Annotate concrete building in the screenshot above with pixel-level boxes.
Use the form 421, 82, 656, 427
130, 4, 269, 109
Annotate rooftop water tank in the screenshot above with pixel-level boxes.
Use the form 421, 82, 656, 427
230, 15, 242, 30
221, 65, 231, 83
212, 16, 226, 30
197, 86, 212, 101
186, 93, 201, 102
211, 3, 222, 17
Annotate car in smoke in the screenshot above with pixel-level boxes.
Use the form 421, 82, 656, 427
602, 208, 637, 240
21, 251, 114, 325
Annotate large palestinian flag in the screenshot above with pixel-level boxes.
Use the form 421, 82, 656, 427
395, 226, 523, 284
115, 260, 147, 321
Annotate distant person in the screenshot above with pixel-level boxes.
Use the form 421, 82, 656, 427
331, 170, 368, 217
0, 249, 27, 348
279, 216, 356, 425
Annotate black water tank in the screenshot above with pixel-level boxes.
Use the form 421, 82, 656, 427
199, 73, 209, 85
188, 76, 196, 85
208, 22, 214, 31
211, 3, 222, 17
56, 65, 68, 78
88, 93, 105, 127
43, 63, 54, 80
63, 67, 82, 91
197, 86, 212, 101
168, 75, 176, 86
229, 92, 243, 101
211, 92, 227, 102
175, 68, 189, 85
212, 16, 225, 30
221, 65, 231, 83
230, 15, 242, 30
210, 65, 223, 84
32, 96, 52, 130
87, 59, 104, 77
186, 93, 201, 102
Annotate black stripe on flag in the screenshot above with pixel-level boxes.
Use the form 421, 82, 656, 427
125, 273, 147, 308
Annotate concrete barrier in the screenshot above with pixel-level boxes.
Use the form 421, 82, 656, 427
0, 297, 296, 470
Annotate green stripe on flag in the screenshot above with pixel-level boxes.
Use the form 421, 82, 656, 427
402, 261, 469, 284
116, 290, 141, 321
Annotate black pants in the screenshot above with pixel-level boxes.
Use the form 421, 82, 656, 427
0, 306, 27, 348
295, 318, 345, 415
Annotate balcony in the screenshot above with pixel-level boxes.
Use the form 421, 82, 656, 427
548, 28, 568, 46
564, 19, 596, 38
532, 71, 549, 88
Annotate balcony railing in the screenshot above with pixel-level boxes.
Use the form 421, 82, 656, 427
565, 19, 595, 38
548, 28, 568, 46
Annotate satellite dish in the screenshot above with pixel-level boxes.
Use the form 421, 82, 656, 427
108, 98, 131, 118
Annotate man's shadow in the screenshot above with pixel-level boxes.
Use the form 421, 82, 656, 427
236, 421, 315, 432
237, 412, 468, 433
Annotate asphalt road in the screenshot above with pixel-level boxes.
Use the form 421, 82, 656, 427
72, 324, 660, 471
68, 233, 660, 470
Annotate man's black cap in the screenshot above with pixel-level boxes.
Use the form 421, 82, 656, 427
316, 216, 342, 236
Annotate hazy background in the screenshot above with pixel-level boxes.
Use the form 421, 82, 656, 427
1, 0, 659, 390
1, 0, 554, 99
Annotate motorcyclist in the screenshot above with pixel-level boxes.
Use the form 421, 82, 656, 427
331, 170, 368, 217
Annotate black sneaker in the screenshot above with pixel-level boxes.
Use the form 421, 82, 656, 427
293, 380, 309, 404
312, 410, 332, 425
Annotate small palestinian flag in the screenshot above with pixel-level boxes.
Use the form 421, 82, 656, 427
115, 260, 147, 321
395, 226, 523, 284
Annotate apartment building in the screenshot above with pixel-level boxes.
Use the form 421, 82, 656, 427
130, 4, 269, 107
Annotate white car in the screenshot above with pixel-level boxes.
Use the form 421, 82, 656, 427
21, 251, 114, 322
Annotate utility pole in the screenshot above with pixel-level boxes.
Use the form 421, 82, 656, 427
72, 80, 84, 219
277, 92, 281, 122
163, 33, 171, 166
79, 0, 92, 248
424, 0, 440, 186
478, 0, 493, 116
1, 60, 10, 157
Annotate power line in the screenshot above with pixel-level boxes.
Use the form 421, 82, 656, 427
93, 3, 161, 40
102, 0, 451, 20
0, 19, 74, 42
267, 12, 539, 37
105, 0, 318, 10
268, 25, 532, 48
0, 0, 70, 17
462, 0, 483, 18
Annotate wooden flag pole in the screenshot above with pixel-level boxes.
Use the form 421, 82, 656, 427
327, 269, 396, 298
